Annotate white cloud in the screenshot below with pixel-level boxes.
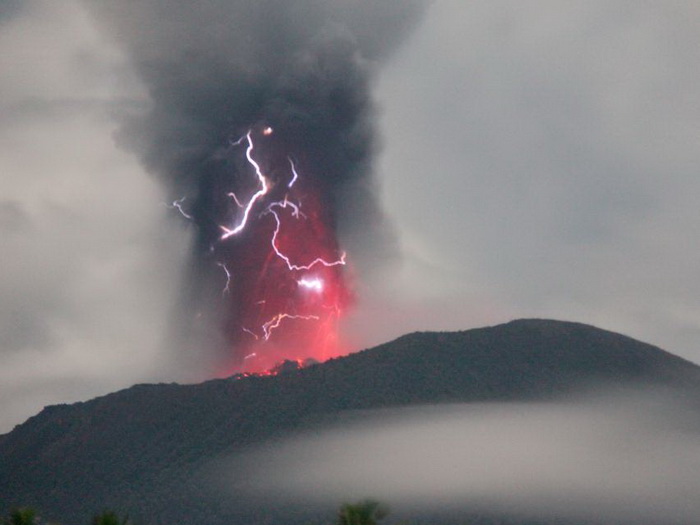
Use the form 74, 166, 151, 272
237, 393, 700, 523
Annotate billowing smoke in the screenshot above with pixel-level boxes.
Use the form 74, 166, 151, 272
86, 1, 425, 373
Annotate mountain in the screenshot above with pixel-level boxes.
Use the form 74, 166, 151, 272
2, 319, 700, 524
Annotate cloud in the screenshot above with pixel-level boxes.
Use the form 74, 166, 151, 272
83, 0, 427, 365
372, 0, 700, 362
0, 0, 187, 432
0, 0, 23, 25
235, 391, 700, 523
0, 200, 31, 235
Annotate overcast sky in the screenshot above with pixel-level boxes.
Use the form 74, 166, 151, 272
2, 1, 700, 432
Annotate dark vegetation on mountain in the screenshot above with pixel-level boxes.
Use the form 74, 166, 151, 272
2, 319, 700, 525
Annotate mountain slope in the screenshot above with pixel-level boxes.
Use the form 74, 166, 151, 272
2, 319, 700, 524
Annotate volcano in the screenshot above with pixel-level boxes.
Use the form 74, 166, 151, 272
2, 319, 700, 524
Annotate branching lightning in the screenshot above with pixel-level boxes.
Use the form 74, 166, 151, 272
261, 313, 320, 341
220, 130, 270, 240
265, 196, 304, 219
266, 208, 347, 271
206, 126, 350, 372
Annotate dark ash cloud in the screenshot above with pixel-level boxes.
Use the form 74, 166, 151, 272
85, 0, 427, 365
87, 0, 425, 248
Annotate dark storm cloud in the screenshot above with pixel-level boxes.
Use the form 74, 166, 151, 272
84, 0, 427, 362
86, 0, 425, 255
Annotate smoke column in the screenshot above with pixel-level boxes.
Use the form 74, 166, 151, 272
87, 1, 425, 373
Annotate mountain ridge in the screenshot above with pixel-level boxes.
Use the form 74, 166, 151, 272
8, 317, 699, 428
3, 318, 700, 524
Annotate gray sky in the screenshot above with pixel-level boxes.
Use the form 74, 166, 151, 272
345, 0, 700, 356
2, 1, 700, 432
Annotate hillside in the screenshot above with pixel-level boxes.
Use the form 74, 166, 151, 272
2, 319, 700, 524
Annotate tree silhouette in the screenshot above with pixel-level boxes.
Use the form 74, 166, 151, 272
6, 507, 37, 525
337, 500, 389, 525
91, 511, 130, 525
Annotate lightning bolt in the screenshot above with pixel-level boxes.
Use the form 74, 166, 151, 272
216, 262, 232, 296
261, 313, 320, 340
298, 277, 324, 293
165, 196, 193, 220
209, 125, 349, 364
242, 328, 259, 341
227, 192, 245, 208
220, 130, 269, 240
265, 196, 304, 219
229, 134, 246, 147
266, 207, 346, 271
288, 157, 299, 188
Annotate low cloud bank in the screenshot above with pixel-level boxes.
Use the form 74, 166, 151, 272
232, 390, 700, 523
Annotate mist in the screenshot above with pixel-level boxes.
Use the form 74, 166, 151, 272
233, 390, 700, 523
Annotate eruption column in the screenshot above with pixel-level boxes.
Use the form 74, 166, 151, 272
88, 0, 426, 375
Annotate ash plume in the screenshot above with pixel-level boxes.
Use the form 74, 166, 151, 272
86, 1, 425, 372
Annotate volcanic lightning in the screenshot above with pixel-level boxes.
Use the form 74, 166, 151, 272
298, 277, 324, 293
261, 313, 320, 341
208, 126, 352, 372
216, 262, 232, 296
265, 206, 347, 271
166, 197, 193, 220
287, 158, 299, 188
95, 1, 426, 378
219, 130, 270, 240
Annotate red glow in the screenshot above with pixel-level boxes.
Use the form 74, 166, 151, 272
215, 125, 353, 374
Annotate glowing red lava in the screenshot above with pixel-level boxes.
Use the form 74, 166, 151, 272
215, 125, 353, 374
